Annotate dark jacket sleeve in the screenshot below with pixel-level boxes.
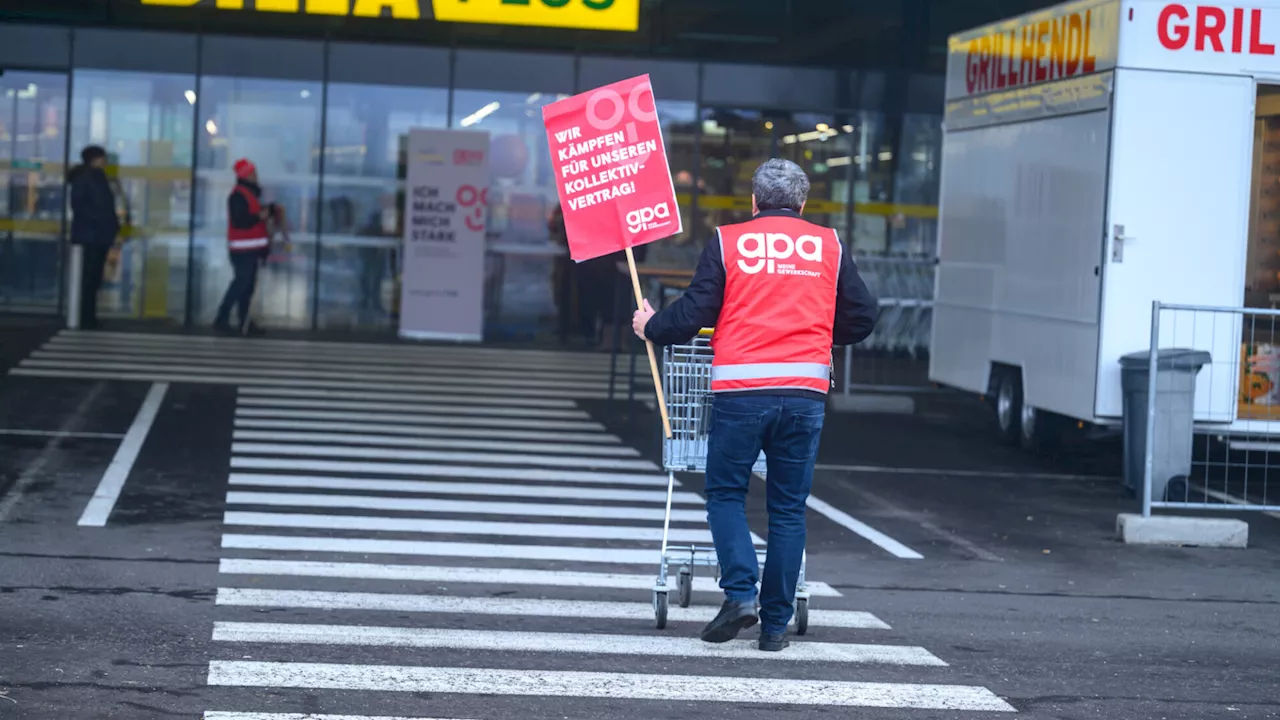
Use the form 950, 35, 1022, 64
832, 245, 879, 346
643, 234, 726, 346
228, 190, 261, 230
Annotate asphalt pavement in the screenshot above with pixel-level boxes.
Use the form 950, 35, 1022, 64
1, 325, 1278, 719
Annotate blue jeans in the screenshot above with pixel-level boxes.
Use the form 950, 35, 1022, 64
705, 393, 825, 634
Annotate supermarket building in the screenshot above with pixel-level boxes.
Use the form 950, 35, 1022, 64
0, 0, 976, 341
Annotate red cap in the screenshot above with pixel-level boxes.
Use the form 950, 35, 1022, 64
233, 158, 256, 179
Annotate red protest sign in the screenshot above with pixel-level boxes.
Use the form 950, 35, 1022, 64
542, 74, 682, 263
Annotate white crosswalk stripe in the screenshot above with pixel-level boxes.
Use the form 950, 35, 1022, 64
231, 429, 642, 457
207, 662, 1016, 712
226, 473, 702, 504
12, 332, 1009, 714
212, 622, 947, 665
215, 588, 878, 626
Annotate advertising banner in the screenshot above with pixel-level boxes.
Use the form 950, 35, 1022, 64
541, 74, 682, 263
398, 128, 490, 342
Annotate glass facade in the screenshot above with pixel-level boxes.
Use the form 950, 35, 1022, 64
0, 70, 68, 314
0, 24, 945, 341
70, 69, 195, 324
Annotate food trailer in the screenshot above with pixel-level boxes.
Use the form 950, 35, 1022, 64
931, 0, 1280, 448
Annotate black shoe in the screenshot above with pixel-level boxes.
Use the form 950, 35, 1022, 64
243, 321, 266, 337
700, 600, 758, 644
213, 321, 236, 335
759, 631, 790, 652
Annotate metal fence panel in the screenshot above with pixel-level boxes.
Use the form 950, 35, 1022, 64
1145, 301, 1280, 516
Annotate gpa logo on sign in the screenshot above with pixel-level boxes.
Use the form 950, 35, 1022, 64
737, 233, 823, 275
625, 202, 672, 235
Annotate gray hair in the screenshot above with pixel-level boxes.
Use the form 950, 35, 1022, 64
752, 158, 810, 212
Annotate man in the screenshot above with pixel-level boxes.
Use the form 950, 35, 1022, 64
68, 145, 120, 330
215, 158, 275, 335
633, 158, 878, 652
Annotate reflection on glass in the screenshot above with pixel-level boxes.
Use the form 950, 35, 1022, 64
70, 70, 195, 323
890, 112, 943, 256
451, 89, 566, 341
0, 71, 68, 313
319, 83, 449, 332
698, 108, 855, 244
640, 101, 700, 271
193, 76, 322, 329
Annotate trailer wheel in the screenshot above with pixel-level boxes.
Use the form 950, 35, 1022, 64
994, 371, 1023, 446
1019, 404, 1063, 453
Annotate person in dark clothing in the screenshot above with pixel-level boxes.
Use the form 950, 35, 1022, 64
67, 145, 120, 330
215, 158, 277, 335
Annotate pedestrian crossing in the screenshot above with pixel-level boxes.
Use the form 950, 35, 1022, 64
12, 330, 652, 400
9, 331, 1014, 715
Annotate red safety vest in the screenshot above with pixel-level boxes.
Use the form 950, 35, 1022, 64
711, 214, 841, 394
227, 184, 270, 253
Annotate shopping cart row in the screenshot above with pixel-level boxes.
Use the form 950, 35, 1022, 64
854, 255, 934, 358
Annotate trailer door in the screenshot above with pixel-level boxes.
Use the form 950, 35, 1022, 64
1096, 69, 1254, 420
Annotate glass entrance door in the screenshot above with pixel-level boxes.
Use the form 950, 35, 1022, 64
0, 70, 69, 315
69, 69, 196, 326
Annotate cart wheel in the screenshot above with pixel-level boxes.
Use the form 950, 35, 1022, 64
654, 590, 669, 629
795, 598, 809, 636
677, 568, 693, 608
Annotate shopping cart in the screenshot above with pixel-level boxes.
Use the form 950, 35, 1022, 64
651, 331, 811, 634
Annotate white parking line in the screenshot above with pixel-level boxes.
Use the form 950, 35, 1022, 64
0, 429, 125, 439
206, 662, 1014, 711
217, 558, 843, 597
804, 494, 924, 560
211, 622, 944, 665
77, 383, 169, 527
215, 588, 884, 628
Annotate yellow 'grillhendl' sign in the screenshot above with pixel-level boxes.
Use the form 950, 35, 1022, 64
139, 0, 640, 31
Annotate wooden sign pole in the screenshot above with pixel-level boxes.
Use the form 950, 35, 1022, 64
624, 246, 672, 439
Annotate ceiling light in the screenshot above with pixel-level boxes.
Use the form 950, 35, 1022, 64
185, 90, 197, 105
205, 119, 218, 135
460, 102, 501, 127
816, 123, 829, 132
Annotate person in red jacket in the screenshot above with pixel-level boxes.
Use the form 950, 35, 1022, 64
214, 158, 276, 335
633, 158, 878, 652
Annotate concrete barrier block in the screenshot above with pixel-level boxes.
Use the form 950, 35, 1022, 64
1116, 513, 1248, 548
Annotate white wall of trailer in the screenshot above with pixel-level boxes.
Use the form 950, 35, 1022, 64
931, 99, 1111, 422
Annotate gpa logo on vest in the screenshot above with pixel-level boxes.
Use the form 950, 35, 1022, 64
624, 201, 673, 236
737, 233, 823, 276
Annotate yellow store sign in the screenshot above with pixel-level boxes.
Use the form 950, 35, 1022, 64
432, 0, 637, 31
139, 0, 639, 31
